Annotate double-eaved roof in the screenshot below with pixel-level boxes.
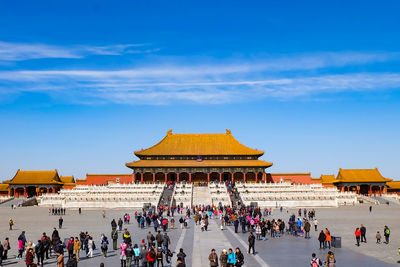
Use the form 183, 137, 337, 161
134, 129, 264, 156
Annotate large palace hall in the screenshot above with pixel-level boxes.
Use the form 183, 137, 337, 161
1, 130, 399, 198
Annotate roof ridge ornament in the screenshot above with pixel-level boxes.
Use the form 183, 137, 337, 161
167, 129, 173, 135
226, 129, 231, 135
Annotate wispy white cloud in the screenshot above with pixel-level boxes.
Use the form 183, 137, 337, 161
0, 41, 157, 61
0, 51, 399, 104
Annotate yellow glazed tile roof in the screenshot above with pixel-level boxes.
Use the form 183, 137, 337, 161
6, 170, 62, 185
320, 174, 336, 184
0, 183, 9, 191
134, 129, 264, 156
334, 168, 392, 183
60, 176, 75, 184
126, 159, 273, 168
386, 181, 400, 189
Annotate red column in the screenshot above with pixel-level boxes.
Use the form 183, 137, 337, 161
23, 187, 27, 197
165, 173, 168, 184
255, 173, 258, 183
263, 173, 266, 183
243, 173, 246, 183
132, 173, 135, 183
177, 173, 180, 183
219, 173, 222, 183
231, 173, 234, 183
207, 173, 210, 183
152, 173, 156, 184
140, 173, 144, 184
189, 173, 192, 184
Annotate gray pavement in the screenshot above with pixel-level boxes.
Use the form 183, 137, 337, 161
0, 204, 399, 266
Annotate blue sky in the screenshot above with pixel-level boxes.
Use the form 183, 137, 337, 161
0, 0, 399, 180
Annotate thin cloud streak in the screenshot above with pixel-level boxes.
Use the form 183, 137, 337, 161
0, 41, 155, 61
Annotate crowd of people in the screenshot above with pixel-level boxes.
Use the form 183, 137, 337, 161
0, 181, 396, 267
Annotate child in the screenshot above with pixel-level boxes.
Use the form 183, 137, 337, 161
376, 231, 381, 244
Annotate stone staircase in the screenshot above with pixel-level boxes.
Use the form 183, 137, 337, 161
193, 186, 212, 206
158, 184, 175, 207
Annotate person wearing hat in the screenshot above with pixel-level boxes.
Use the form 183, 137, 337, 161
220, 249, 228, 267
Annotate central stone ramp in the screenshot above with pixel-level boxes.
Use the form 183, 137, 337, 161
193, 186, 212, 206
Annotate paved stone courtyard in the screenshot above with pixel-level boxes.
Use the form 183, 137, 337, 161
0, 201, 399, 266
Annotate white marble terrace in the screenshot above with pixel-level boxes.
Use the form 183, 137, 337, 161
171, 183, 193, 208
38, 183, 164, 209
208, 183, 231, 206
236, 182, 357, 207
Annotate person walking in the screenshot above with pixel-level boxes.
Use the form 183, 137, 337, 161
139, 246, 148, 267
208, 249, 218, 267
59, 217, 64, 229
310, 253, 322, 267
325, 229, 331, 249
57, 251, 64, 267
162, 233, 170, 254
248, 232, 255, 255
360, 224, 367, 243
120, 240, 128, 267
101, 235, 109, 257
318, 230, 326, 249
111, 229, 118, 250
177, 248, 186, 265
384, 226, 390, 244
376, 231, 381, 244
67, 237, 74, 260
220, 249, 228, 267
133, 244, 140, 267
87, 237, 94, 258
125, 243, 133, 267
235, 248, 244, 267
73, 237, 81, 262
9, 219, 13, 230
304, 220, 311, 239
325, 251, 336, 267
25, 247, 34, 267
0, 241, 3, 266
227, 248, 236, 267
3, 238, 10, 260
313, 218, 318, 231
355, 227, 361, 246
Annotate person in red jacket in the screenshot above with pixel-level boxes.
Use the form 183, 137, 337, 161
147, 247, 156, 267
25, 247, 34, 267
355, 227, 361, 246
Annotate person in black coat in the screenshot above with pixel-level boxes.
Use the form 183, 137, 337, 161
248, 232, 255, 255
318, 230, 326, 249
360, 224, 367, 243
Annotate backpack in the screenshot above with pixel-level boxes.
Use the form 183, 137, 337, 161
311, 258, 321, 267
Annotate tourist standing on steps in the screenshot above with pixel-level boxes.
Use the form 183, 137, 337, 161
384, 225, 390, 244
208, 249, 218, 267
360, 224, 367, 243
355, 227, 361, 246
248, 232, 255, 255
